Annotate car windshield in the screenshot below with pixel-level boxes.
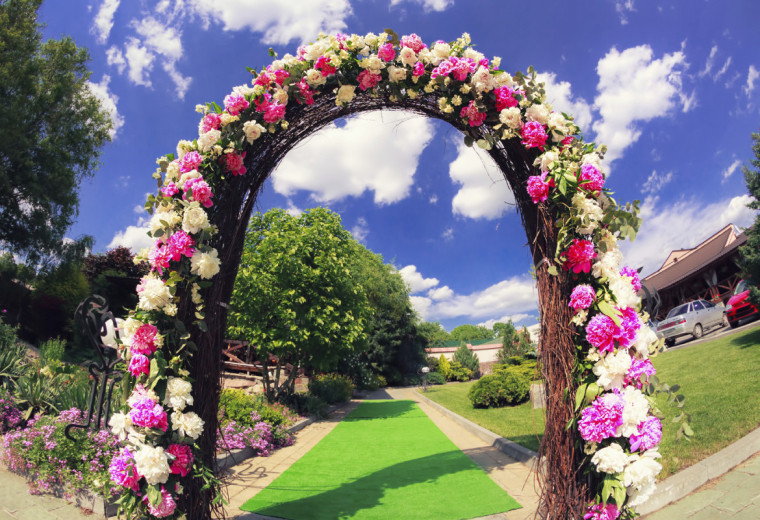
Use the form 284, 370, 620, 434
735, 280, 749, 295
666, 304, 689, 318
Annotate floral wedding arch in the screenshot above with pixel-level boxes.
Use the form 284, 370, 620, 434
106, 30, 677, 520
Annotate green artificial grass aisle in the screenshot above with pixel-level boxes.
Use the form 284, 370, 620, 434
241, 400, 521, 519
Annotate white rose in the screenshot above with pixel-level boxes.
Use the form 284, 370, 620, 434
592, 349, 632, 390
171, 411, 205, 439
525, 104, 550, 125
190, 249, 221, 279
387, 66, 407, 83
243, 121, 266, 144
499, 107, 522, 130
182, 203, 210, 234
305, 69, 326, 87
133, 445, 171, 485
166, 161, 180, 182
176, 140, 193, 160
463, 48, 485, 63
470, 65, 495, 93
399, 46, 417, 67
620, 386, 650, 437
164, 377, 194, 412
336, 84, 357, 105
591, 443, 629, 474
537, 150, 559, 172
137, 275, 173, 312
548, 112, 570, 141
494, 71, 515, 87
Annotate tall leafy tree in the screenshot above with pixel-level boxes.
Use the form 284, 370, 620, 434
450, 323, 494, 342
417, 320, 451, 347
227, 208, 370, 402
740, 130, 760, 306
0, 0, 112, 263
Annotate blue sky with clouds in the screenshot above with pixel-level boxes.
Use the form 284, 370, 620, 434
38, 0, 760, 331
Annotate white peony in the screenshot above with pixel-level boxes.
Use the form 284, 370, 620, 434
525, 104, 550, 125
591, 443, 629, 474
462, 48, 485, 63
137, 275, 173, 312
499, 107, 522, 129
548, 112, 570, 141
623, 449, 661, 506
582, 152, 604, 172
178, 169, 201, 189
336, 84, 356, 105
593, 349, 632, 390
470, 66, 495, 93
633, 325, 658, 358
109, 412, 132, 442
190, 249, 221, 279
133, 445, 171, 485
387, 66, 407, 83
272, 88, 289, 105
494, 71, 515, 88
242, 121, 266, 144
572, 192, 604, 235
165, 161, 180, 182
620, 386, 650, 437
197, 129, 220, 153
432, 42, 451, 61
609, 274, 640, 309
363, 55, 385, 72
592, 249, 623, 279
182, 203, 210, 235
399, 46, 417, 67
150, 210, 181, 235
164, 377, 194, 412
537, 150, 559, 172
305, 68, 326, 87
176, 140, 193, 160
172, 411, 205, 439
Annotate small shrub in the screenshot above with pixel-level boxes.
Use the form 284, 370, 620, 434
453, 343, 480, 376
493, 359, 538, 381
0, 319, 28, 389
448, 361, 473, 382
426, 371, 446, 385
438, 355, 452, 380
308, 373, 354, 404
426, 356, 440, 372
0, 388, 22, 433
40, 337, 67, 363
468, 372, 530, 408
219, 388, 297, 429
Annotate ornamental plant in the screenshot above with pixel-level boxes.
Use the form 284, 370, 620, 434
113, 29, 688, 518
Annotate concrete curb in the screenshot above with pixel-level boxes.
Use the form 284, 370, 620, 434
413, 390, 539, 464
637, 426, 760, 516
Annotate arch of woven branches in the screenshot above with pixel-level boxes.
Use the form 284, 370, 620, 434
108, 31, 665, 520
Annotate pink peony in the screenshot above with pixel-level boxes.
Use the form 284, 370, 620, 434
167, 444, 194, 477
143, 487, 177, 518
128, 354, 150, 377
131, 323, 159, 356
357, 69, 382, 91
586, 314, 617, 354
263, 102, 286, 124
401, 33, 426, 53
494, 86, 519, 110
620, 266, 642, 292
579, 163, 605, 192
183, 178, 213, 208
460, 100, 487, 127
561, 135, 575, 148
148, 243, 172, 275
616, 307, 641, 348
178, 152, 202, 173
165, 230, 195, 261
625, 358, 656, 389
451, 57, 477, 81
629, 416, 662, 452
297, 79, 316, 105
109, 448, 140, 492
563, 239, 596, 274
412, 62, 425, 77
161, 182, 178, 198
377, 42, 395, 62
222, 152, 247, 176
268, 66, 290, 85
578, 392, 624, 443
521, 121, 548, 150
570, 285, 596, 310
223, 92, 249, 116
128, 398, 168, 432
526, 171, 555, 204
315, 55, 336, 76
200, 113, 221, 133
584, 503, 620, 520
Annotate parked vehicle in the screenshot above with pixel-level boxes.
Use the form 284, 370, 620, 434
656, 299, 726, 347
726, 280, 760, 328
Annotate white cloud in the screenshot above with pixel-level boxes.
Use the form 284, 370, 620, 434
429, 194, 438, 204
721, 159, 743, 183
715, 56, 732, 80
390, 0, 454, 12
592, 45, 691, 167
350, 217, 369, 243
106, 46, 126, 74
124, 37, 155, 87
188, 0, 352, 45
132, 16, 183, 60
273, 111, 434, 205
442, 227, 454, 241
449, 140, 514, 220
478, 314, 533, 330
744, 65, 759, 97
427, 285, 453, 301
699, 45, 718, 77
615, 0, 635, 24
108, 223, 153, 253
91, 0, 120, 44
641, 170, 673, 196
536, 72, 594, 134
620, 194, 757, 275
284, 199, 303, 217
398, 265, 439, 293
162, 61, 193, 99
86, 74, 124, 138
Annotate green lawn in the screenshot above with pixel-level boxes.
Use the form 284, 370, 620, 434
422, 323, 760, 478
240, 400, 520, 519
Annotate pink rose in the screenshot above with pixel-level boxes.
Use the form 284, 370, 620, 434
526, 171, 555, 204
521, 121, 548, 150
460, 100, 487, 127
223, 151, 247, 176
401, 34, 426, 53
224, 92, 249, 116
357, 70, 382, 91
562, 239, 596, 274
378, 43, 395, 62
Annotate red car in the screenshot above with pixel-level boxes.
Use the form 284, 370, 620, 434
726, 280, 760, 328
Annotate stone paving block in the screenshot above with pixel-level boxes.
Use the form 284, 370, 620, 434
9, 505, 58, 520
731, 504, 760, 520
712, 469, 755, 493
738, 453, 760, 476
687, 505, 734, 520
712, 476, 760, 513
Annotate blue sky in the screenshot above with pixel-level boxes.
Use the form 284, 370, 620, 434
39, 0, 760, 331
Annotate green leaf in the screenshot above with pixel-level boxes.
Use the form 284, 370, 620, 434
147, 484, 162, 506
597, 300, 622, 326
547, 265, 559, 276
464, 135, 474, 147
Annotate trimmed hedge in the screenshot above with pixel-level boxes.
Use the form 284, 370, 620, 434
468, 371, 530, 408
308, 373, 354, 404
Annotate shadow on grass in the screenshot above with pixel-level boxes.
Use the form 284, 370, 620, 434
729, 324, 760, 349
342, 399, 417, 421
245, 449, 519, 520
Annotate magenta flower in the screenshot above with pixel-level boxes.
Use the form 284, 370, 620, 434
378, 42, 395, 62
584, 503, 620, 520
128, 354, 150, 377
569, 285, 596, 310
128, 398, 168, 432
296, 79, 316, 106
200, 113, 221, 133
263, 102, 286, 123
450, 57, 477, 81
161, 182, 178, 198
166, 230, 195, 261
620, 266, 642, 292
401, 33, 426, 53
629, 416, 662, 452
586, 314, 617, 353
148, 243, 172, 275
578, 393, 624, 443
494, 86, 519, 111
617, 306, 641, 348
412, 62, 425, 77
143, 487, 177, 518
223, 92, 249, 116
579, 163, 605, 192
178, 151, 202, 173
167, 443, 194, 477
268, 66, 290, 85
563, 239, 596, 274
109, 448, 140, 492
184, 178, 213, 208
357, 70, 382, 91
526, 171, 555, 204
460, 100, 487, 127
314, 55, 336, 76
625, 358, 656, 389
131, 323, 159, 356
521, 121, 548, 150
223, 151, 247, 176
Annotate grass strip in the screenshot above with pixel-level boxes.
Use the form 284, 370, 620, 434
240, 399, 521, 519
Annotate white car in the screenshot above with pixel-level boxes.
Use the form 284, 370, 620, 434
656, 299, 726, 347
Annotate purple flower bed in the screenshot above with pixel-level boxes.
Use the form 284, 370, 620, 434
216, 410, 294, 455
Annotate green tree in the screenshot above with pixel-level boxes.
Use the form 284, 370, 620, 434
81, 246, 149, 317
417, 320, 451, 347
0, 0, 112, 263
450, 323, 493, 342
227, 208, 370, 402
438, 354, 452, 380
453, 342, 480, 376
496, 322, 533, 362
740, 130, 760, 306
